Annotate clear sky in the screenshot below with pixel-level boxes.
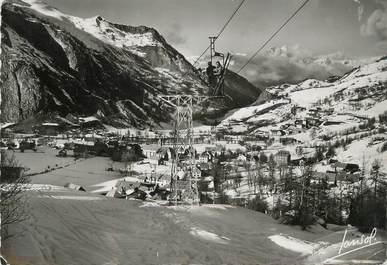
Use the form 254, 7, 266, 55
43, 0, 386, 59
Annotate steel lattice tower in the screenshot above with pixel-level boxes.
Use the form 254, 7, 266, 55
158, 95, 218, 205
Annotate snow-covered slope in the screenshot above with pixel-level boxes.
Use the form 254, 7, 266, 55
270, 58, 387, 112
219, 57, 387, 138
3, 189, 332, 265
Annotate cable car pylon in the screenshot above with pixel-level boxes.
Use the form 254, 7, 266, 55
158, 95, 221, 205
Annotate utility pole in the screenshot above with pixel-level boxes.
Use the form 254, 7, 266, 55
209, 36, 217, 65
159, 95, 220, 205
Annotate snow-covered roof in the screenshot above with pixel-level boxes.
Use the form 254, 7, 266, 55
84, 133, 103, 138
1, 122, 16, 129
79, 116, 100, 123
41, 122, 60, 126
142, 144, 160, 152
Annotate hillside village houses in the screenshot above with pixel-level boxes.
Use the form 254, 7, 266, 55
199, 151, 213, 163
237, 154, 247, 162
3, 102, 368, 208
274, 150, 291, 166
142, 144, 174, 165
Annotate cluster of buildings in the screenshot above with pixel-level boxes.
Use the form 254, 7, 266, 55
1, 109, 366, 205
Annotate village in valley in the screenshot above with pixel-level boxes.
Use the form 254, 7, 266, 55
2, 56, 387, 228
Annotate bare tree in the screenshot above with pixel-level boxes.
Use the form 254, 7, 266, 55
254, 160, 264, 196
1, 150, 30, 240
268, 154, 276, 192
370, 159, 383, 197
244, 161, 253, 188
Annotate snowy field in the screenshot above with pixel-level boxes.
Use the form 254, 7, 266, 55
336, 138, 387, 175
3, 191, 338, 265
290, 86, 337, 107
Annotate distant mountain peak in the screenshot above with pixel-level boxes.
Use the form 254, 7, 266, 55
68, 15, 161, 51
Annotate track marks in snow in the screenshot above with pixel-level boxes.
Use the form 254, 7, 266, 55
190, 227, 231, 244
268, 234, 317, 255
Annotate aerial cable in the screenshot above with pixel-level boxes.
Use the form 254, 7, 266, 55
236, 0, 310, 74
192, 0, 246, 66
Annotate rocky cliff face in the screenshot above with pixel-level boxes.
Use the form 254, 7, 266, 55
1, 0, 261, 128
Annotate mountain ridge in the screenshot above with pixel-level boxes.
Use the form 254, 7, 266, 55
1, 0, 261, 128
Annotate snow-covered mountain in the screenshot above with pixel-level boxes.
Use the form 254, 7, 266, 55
0, 0, 260, 128
221, 57, 387, 130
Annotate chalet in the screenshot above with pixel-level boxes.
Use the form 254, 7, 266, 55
322, 108, 334, 116
280, 123, 292, 130
64, 183, 85, 191
176, 169, 186, 180
255, 140, 268, 147
270, 129, 286, 137
142, 145, 159, 159
84, 133, 104, 142
35, 123, 61, 136
142, 129, 157, 139
111, 145, 137, 162
255, 130, 270, 138
225, 135, 240, 144
192, 167, 202, 179
106, 187, 126, 198
199, 151, 212, 163
291, 106, 306, 115
58, 149, 67, 157
56, 116, 80, 130
308, 107, 321, 118
274, 150, 291, 166
2, 128, 14, 138
305, 117, 321, 128
115, 180, 140, 194
156, 147, 174, 164
205, 146, 217, 153
79, 116, 103, 129
1, 122, 16, 130
312, 171, 360, 184
295, 119, 307, 129
287, 125, 306, 134
177, 146, 186, 155
1, 122, 17, 137
214, 144, 225, 155
74, 143, 94, 158
237, 154, 247, 162
197, 162, 210, 171
290, 157, 305, 166
333, 162, 360, 174
322, 120, 344, 126
249, 144, 264, 153
280, 137, 300, 145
